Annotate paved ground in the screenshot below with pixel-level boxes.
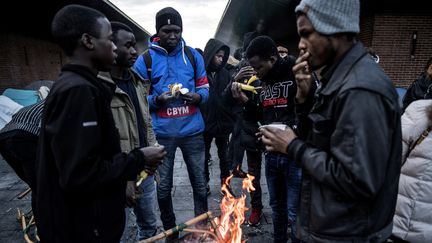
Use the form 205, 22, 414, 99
0, 143, 286, 242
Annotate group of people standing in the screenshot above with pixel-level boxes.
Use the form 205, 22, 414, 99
0, 0, 431, 242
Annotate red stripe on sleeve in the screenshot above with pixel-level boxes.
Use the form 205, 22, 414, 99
196, 76, 208, 87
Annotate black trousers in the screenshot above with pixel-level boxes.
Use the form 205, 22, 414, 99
204, 133, 231, 182
246, 149, 263, 209
0, 130, 37, 190
228, 118, 245, 170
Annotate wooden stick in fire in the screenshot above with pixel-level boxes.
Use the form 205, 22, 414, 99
140, 211, 214, 243
183, 228, 219, 242
208, 213, 224, 242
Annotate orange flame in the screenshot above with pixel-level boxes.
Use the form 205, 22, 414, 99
213, 174, 256, 242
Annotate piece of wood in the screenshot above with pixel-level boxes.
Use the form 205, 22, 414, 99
208, 214, 224, 242
17, 188, 31, 199
183, 228, 219, 242
140, 211, 213, 243
18, 208, 34, 243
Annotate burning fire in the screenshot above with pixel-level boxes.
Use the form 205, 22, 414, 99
213, 174, 255, 243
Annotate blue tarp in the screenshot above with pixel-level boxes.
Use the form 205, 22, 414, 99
2, 88, 40, 107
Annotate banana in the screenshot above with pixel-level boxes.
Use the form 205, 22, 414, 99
136, 142, 160, 187
168, 83, 183, 96
240, 83, 258, 94
246, 75, 258, 85
136, 170, 148, 187
179, 87, 189, 94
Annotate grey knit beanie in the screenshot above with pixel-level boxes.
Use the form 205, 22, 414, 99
295, 0, 360, 35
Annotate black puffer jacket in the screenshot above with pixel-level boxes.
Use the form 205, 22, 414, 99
402, 74, 432, 111
287, 43, 402, 242
201, 39, 235, 137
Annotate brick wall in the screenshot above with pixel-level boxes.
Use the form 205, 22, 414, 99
367, 14, 432, 87
359, 15, 375, 47
0, 33, 66, 93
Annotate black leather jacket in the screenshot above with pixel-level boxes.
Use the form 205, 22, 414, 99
288, 43, 402, 242
402, 74, 432, 111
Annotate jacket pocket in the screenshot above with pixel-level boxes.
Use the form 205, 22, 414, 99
110, 102, 130, 140
308, 113, 332, 150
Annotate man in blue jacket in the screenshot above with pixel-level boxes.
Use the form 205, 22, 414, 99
133, 7, 209, 241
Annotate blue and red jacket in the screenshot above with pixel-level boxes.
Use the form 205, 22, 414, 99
133, 37, 209, 138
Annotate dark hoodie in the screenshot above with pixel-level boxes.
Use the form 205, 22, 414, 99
201, 39, 235, 137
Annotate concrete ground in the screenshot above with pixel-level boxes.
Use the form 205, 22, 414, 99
0, 142, 289, 242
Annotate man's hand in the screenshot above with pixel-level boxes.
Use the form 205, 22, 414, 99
156, 91, 175, 105
125, 181, 138, 207
181, 92, 201, 105
234, 66, 255, 82
259, 126, 297, 154
231, 82, 249, 104
293, 51, 313, 104
139, 145, 166, 175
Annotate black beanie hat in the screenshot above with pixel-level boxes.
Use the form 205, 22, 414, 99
155, 7, 182, 33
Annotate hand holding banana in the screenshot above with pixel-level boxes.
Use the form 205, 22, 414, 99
168, 83, 189, 97
136, 143, 166, 186
239, 75, 261, 94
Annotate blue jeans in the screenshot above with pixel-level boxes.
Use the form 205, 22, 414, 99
265, 152, 302, 243
134, 175, 157, 240
156, 133, 208, 230
121, 176, 157, 242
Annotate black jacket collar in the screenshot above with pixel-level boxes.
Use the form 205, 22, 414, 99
62, 64, 115, 100
320, 42, 367, 96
